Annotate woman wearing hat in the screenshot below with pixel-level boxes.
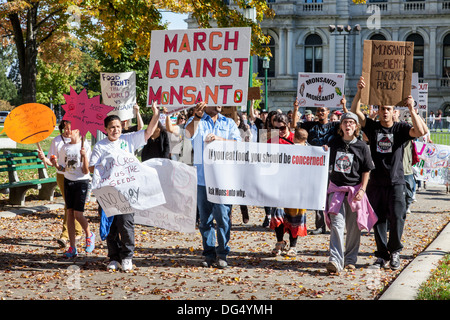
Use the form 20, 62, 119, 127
324, 112, 377, 274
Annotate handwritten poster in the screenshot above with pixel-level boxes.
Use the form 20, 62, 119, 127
134, 158, 198, 233
147, 27, 251, 110
203, 141, 329, 210
62, 87, 115, 138
413, 142, 450, 184
0, 103, 56, 144
361, 40, 414, 107
100, 72, 136, 121
296, 73, 345, 108
91, 150, 165, 216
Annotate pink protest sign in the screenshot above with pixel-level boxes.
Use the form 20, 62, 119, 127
62, 87, 115, 138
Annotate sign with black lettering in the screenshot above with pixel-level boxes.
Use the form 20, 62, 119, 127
361, 40, 414, 107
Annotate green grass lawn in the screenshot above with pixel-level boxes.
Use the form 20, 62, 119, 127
417, 254, 450, 300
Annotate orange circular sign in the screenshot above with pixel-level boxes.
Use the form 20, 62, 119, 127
1, 103, 56, 144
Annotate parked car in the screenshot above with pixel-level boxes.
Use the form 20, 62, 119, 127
0, 111, 10, 123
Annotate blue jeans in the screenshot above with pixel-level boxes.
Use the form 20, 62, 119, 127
197, 185, 231, 261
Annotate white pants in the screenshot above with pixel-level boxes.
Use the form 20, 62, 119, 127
328, 193, 361, 271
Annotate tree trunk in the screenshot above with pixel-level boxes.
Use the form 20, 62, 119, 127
8, 3, 39, 104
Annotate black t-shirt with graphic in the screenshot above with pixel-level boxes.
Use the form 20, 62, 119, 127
328, 136, 375, 187
363, 118, 413, 186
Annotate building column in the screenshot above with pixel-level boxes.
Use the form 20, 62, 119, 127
286, 27, 293, 75
428, 27, 437, 77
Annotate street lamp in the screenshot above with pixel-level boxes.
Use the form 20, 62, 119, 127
262, 56, 270, 109
328, 24, 361, 75
244, 5, 257, 115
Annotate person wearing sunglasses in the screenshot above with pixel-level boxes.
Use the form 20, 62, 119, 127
267, 113, 294, 145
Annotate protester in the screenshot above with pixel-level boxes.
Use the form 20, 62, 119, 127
185, 101, 241, 269
141, 117, 170, 161
165, 111, 187, 161
435, 109, 443, 131
234, 111, 251, 223
325, 112, 376, 273
49, 128, 94, 258
89, 103, 160, 272
293, 100, 341, 235
428, 111, 435, 131
270, 127, 309, 257
37, 120, 83, 248
352, 76, 428, 270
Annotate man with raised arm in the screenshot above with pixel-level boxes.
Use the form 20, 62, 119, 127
351, 76, 428, 270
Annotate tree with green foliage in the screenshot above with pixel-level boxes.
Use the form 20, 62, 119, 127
0, 0, 274, 104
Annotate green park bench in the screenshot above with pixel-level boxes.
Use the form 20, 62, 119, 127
0, 150, 57, 206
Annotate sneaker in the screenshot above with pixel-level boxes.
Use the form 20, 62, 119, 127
285, 247, 297, 257
390, 252, 401, 270
121, 258, 133, 272
107, 260, 120, 271
201, 257, 216, 268
369, 257, 389, 269
216, 259, 228, 269
85, 232, 95, 253
64, 246, 78, 258
345, 264, 356, 271
57, 238, 68, 248
326, 261, 340, 274
271, 241, 286, 256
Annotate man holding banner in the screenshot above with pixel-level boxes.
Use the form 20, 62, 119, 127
185, 101, 241, 269
352, 76, 428, 270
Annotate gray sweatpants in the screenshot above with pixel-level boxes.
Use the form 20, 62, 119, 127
328, 193, 361, 271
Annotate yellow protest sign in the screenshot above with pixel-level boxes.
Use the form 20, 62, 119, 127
1, 103, 56, 144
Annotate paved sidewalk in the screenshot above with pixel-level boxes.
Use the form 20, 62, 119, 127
0, 184, 449, 303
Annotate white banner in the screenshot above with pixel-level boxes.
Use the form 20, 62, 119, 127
101, 71, 136, 121
134, 159, 198, 233
203, 141, 329, 210
413, 142, 450, 184
147, 27, 251, 110
296, 72, 345, 108
411, 73, 428, 118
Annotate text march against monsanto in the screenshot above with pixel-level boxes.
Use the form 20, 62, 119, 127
203, 141, 329, 210
147, 27, 251, 111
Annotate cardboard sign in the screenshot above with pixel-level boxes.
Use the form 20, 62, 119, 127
296, 73, 345, 108
361, 40, 414, 106
203, 141, 329, 210
62, 87, 115, 138
100, 72, 136, 121
0, 103, 56, 144
147, 27, 251, 110
248, 87, 261, 100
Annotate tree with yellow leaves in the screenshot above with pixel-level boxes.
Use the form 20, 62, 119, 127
0, 0, 274, 104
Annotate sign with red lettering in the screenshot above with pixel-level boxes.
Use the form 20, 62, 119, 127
361, 40, 414, 107
147, 27, 251, 110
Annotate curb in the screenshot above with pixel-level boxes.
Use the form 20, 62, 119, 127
0, 203, 65, 218
379, 220, 450, 300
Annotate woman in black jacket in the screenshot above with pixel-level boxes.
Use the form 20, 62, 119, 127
141, 117, 170, 161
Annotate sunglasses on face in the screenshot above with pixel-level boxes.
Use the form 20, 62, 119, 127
274, 125, 287, 131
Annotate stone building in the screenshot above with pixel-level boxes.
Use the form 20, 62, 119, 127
189, 0, 450, 117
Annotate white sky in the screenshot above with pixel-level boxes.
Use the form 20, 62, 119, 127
160, 12, 188, 30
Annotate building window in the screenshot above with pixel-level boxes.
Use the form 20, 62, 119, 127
257, 37, 275, 78
370, 33, 386, 41
443, 34, 450, 79
305, 34, 323, 72
406, 33, 424, 78
305, 0, 323, 3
